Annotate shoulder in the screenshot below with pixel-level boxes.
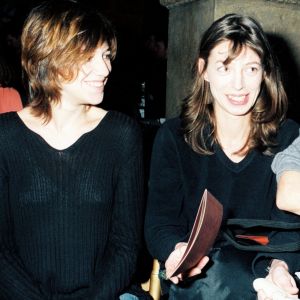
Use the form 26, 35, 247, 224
161, 116, 181, 130
0, 112, 19, 134
276, 119, 300, 151
105, 110, 143, 143
156, 116, 182, 139
279, 118, 299, 131
0, 112, 21, 151
6, 87, 21, 99
154, 116, 185, 145
152, 116, 187, 152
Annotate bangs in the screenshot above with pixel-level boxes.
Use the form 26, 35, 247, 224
75, 12, 117, 60
222, 39, 263, 69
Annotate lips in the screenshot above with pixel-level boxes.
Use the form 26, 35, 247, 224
227, 94, 249, 105
85, 81, 104, 88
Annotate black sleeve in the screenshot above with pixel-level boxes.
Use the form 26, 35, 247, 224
145, 123, 188, 262
90, 123, 145, 299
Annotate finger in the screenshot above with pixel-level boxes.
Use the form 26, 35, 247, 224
188, 267, 201, 277
175, 242, 187, 250
257, 289, 271, 300
289, 276, 298, 289
272, 291, 288, 300
169, 276, 179, 284
274, 275, 299, 295
253, 278, 264, 292
282, 286, 299, 296
195, 256, 209, 269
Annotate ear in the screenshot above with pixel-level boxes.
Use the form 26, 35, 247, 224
198, 58, 208, 81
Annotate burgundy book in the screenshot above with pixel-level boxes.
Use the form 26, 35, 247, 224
169, 189, 223, 278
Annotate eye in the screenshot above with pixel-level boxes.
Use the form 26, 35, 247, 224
217, 64, 229, 74
103, 51, 112, 60
244, 66, 261, 75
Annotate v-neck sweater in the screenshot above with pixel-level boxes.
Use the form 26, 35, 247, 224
145, 117, 300, 271
0, 111, 144, 299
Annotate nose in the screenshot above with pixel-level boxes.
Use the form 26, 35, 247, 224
232, 69, 244, 90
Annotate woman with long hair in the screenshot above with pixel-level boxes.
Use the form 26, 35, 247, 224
145, 13, 300, 299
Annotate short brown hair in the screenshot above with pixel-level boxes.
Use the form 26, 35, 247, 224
21, 0, 117, 121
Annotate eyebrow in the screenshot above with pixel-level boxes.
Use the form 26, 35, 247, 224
217, 50, 228, 55
245, 62, 262, 66
215, 60, 262, 66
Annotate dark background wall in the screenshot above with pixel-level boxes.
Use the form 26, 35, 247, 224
161, 0, 300, 123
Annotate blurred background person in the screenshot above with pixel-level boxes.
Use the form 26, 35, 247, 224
0, 55, 23, 113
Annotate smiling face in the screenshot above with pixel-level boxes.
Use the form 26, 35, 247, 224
202, 40, 264, 118
60, 42, 112, 107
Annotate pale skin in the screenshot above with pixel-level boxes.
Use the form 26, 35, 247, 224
165, 41, 298, 297
165, 242, 209, 284
17, 43, 112, 149
255, 259, 299, 300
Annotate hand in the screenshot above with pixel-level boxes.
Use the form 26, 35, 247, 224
254, 278, 298, 300
165, 242, 209, 284
254, 259, 299, 300
268, 260, 299, 296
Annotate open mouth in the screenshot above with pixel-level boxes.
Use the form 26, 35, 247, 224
227, 94, 249, 105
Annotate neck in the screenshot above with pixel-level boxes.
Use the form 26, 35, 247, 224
47, 102, 91, 133
216, 112, 251, 156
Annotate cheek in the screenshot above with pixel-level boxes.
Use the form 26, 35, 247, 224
209, 76, 230, 93
81, 64, 92, 75
248, 77, 262, 92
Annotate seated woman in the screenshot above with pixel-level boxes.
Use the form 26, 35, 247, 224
0, 1, 145, 299
144, 13, 300, 300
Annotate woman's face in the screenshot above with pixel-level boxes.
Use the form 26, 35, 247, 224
60, 42, 112, 107
202, 40, 263, 118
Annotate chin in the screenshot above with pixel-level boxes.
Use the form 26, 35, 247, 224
88, 97, 104, 106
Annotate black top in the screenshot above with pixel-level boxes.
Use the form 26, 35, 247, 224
145, 117, 300, 275
0, 111, 144, 299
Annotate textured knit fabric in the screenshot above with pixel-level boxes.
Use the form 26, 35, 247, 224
144, 117, 300, 298
0, 111, 144, 300
0, 87, 23, 113
272, 130, 300, 181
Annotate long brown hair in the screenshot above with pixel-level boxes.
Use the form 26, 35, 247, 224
21, 0, 117, 122
181, 14, 287, 155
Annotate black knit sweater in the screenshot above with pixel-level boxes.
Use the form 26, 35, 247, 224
0, 111, 144, 300
145, 117, 300, 276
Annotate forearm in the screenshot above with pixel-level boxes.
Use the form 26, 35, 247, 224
145, 125, 188, 261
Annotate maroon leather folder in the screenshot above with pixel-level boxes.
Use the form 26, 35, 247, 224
169, 189, 223, 278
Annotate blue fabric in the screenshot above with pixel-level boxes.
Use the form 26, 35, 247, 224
119, 293, 139, 300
